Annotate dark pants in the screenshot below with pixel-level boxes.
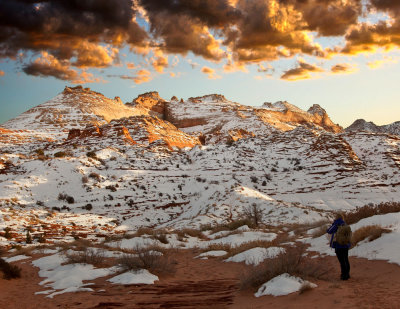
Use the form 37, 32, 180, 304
335, 248, 350, 280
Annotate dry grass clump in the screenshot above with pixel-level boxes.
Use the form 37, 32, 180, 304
240, 243, 329, 290
0, 258, 21, 279
64, 247, 106, 267
176, 228, 207, 240
201, 243, 232, 255
345, 202, 400, 225
117, 245, 176, 275
287, 219, 330, 237
206, 218, 255, 234
351, 225, 391, 247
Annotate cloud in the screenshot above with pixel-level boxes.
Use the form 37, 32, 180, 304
281, 60, 324, 81
331, 63, 356, 74
108, 69, 152, 84
22, 52, 79, 81
151, 54, 168, 73
201, 66, 221, 79
0, 0, 148, 77
2, 0, 400, 81
0, 70, 4, 76
367, 56, 398, 69
22, 52, 104, 83
72, 43, 117, 68
126, 62, 136, 69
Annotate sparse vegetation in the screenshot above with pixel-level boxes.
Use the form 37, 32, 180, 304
64, 247, 106, 267
351, 225, 391, 247
58, 193, 74, 204
243, 203, 263, 227
240, 243, 329, 290
345, 202, 400, 225
0, 258, 21, 279
54, 151, 70, 158
117, 245, 176, 275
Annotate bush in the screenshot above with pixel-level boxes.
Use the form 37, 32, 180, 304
81, 176, 89, 184
0, 258, 21, 279
106, 185, 117, 192
58, 193, 74, 204
64, 248, 106, 267
176, 228, 207, 240
345, 202, 400, 225
35, 149, 45, 156
117, 245, 176, 275
4, 227, 12, 239
83, 203, 93, 211
153, 233, 169, 244
243, 204, 263, 227
26, 230, 32, 244
240, 243, 328, 290
54, 151, 68, 158
351, 225, 391, 247
89, 172, 101, 181
87, 151, 97, 158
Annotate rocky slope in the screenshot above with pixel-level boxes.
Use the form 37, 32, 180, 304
1, 86, 147, 141
346, 119, 400, 136
0, 86, 399, 243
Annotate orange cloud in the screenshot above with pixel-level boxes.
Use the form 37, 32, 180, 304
152, 55, 168, 73
0, 70, 4, 76
367, 56, 398, 69
126, 62, 136, 69
281, 60, 324, 81
134, 69, 152, 84
22, 52, 79, 81
201, 66, 221, 79
331, 63, 357, 74
3, 0, 400, 81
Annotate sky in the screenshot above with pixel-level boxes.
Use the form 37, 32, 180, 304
1, 0, 400, 128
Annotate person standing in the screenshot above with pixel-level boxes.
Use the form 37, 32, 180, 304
327, 213, 351, 280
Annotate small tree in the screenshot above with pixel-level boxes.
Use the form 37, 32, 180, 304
26, 230, 32, 244
4, 227, 11, 240
243, 203, 263, 227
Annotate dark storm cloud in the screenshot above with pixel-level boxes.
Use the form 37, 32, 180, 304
139, 0, 242, 27
0, 0, 148, 70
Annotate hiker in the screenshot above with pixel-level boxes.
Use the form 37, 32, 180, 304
327, 213, 351, 280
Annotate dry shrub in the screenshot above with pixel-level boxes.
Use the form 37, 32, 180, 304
117, 245, 176, 275
210, 218, 255, 234
176, 228, 207, 240
134, 227, 156, 237
243, 204, 263, 227
351, 225, 391, 247
153, 233, 169, 244
202, 243, 232, 255
345, 202, 400, 225
240, 243, 328, 290
288, 219, 330, 236
64, 248, 106, 267
0, 258, 21, 279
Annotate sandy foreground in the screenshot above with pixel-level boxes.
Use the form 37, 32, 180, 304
1, 250, 400, 309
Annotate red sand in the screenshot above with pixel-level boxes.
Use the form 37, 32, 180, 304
1, 250, 400, 309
